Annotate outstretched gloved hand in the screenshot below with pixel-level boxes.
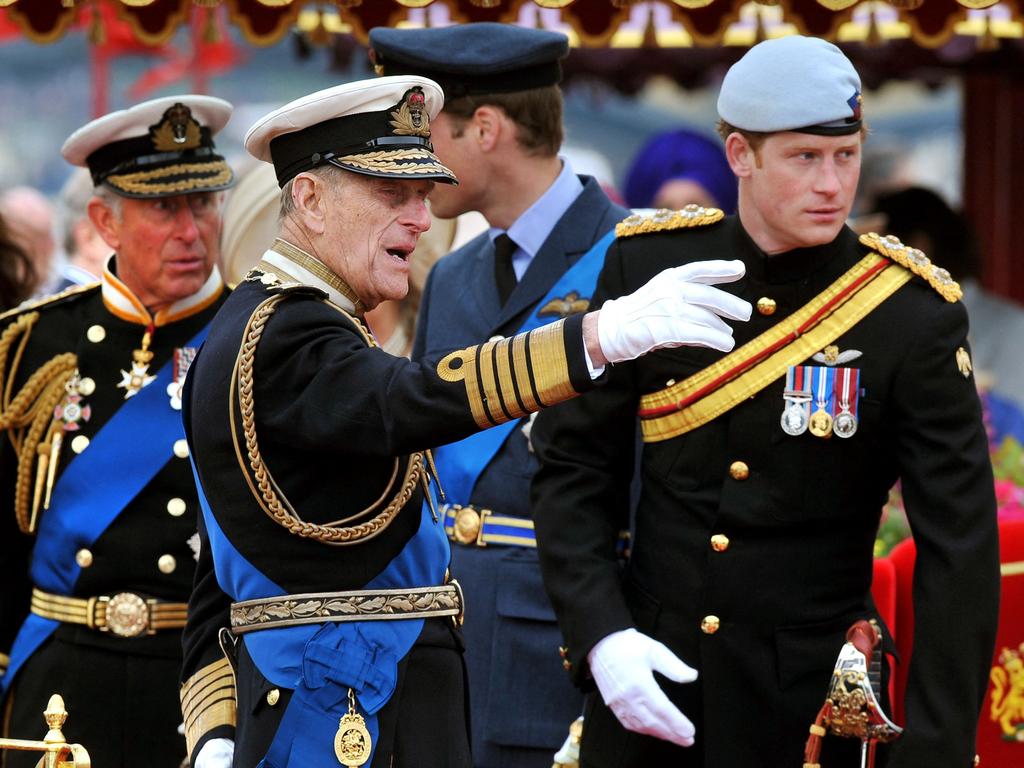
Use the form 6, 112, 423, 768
596, 260, 750, 364
194, 737, 234, 768
588, 628, 699, 747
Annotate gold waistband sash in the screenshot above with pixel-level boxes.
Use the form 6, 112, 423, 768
639, 254, 912, 443
229, 583, 464, 634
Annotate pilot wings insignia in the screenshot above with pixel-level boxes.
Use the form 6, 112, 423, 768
538, 291, 590, 319
813, 344, 863, 366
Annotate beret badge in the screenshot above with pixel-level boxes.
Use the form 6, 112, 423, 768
847, 91, 863, 122
389, 87, 431, 139
149, 102, 202, 152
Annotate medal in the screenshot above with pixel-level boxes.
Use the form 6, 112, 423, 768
832, 366, 860, 439
808, 365, 834, 439
166, 346, 197, 410
780, 365, 811, 436
334, 689, 372, 767
54, 371, 92, 431
118, 326, 157, 399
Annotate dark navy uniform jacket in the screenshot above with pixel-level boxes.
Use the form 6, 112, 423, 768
531, 217, 1000, 768
413, 176, 627, 766
0, 279, 226, 768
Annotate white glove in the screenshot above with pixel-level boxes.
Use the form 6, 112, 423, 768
194, 737, 234, 768
597, 260, 750, 363
588, 628, 698, 747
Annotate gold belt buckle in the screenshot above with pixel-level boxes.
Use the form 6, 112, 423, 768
99, 593, 152, 637
452, 504, 492, 547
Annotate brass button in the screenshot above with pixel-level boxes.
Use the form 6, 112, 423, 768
562, 659, 572, 671
700, 615, 721, 635
173, 439, 189, 459
710, 534, 730, 552
452, 506, 482, 545
756, 297, 777, 316
266, 688, 280, 707
71, 435, 90, 454
75, 548, 93, 568
86, 325, 106, 343
167, 498, 187, 518
77, 377, 96, 396
158, 554, 177, 574
728, 461, 749, 481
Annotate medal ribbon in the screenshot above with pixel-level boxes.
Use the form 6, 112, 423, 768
833, 367, 860, 420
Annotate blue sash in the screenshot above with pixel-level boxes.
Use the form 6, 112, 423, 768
193, 458, 450, 768
431, 228, 614, 506
1, 325, 209, 694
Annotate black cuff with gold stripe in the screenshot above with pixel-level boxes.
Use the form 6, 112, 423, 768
180, 657, 236, 763
437, 313, 594, 430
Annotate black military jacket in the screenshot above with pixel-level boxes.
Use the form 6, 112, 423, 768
531, 216, 999, 768
180, 270, 594, 760
0, 283, 227, 664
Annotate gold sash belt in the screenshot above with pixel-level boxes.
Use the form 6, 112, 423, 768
230, 582, 464, 635
31, 587, 187, 638
638, 253, 912, 442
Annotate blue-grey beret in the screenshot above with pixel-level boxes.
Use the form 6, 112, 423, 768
368, 22, 569, 99
717, 36, 863, 136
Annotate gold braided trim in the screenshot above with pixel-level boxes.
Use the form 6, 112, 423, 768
229, 293, 422, 545
181, 657, 236, 758
639, 254, 911, 442
335, 149, 457, 181
615, 204, 724, 238
269, 239, 365, 314
106, 161, 233, 196
229, 584, 463, 634
436, 319, 575, 429
860, 232, 962, 302
0, 282, 98, 323
0, 311, 77, 533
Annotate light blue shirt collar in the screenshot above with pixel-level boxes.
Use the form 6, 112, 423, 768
489, 159, 584, 280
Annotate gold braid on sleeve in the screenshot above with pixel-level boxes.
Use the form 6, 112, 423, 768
0, 312, 77, 534
229, 294, 430, 546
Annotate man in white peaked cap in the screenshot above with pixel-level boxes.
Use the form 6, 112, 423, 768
0, 94, 234, 767
177, 74, 750, 768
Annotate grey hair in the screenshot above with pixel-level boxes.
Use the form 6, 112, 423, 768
91, 183, 124, 220
279, 164, 351, 221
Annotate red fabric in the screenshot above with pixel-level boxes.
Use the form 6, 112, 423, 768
872, 556, 898, 706
888, 520, 1024, 763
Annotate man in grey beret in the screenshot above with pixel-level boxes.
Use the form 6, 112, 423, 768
532, 34, 998, 768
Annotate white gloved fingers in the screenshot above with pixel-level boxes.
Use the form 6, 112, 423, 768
648, 640, 699, 684
655, 323, 736, 353
669, 259, 746, 286
672, 303, 735, 335
623, 692, 696, 747
676, 282, 753, 322
194, 737, 234, 768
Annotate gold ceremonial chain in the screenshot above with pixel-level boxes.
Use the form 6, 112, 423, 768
230, 293, 425, 545
0, 311, 77, 534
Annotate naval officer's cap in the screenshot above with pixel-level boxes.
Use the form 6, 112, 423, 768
61, 95, 235, 198
244, 75, 457, 188
717, 35, 863, 136
368, 22, 570, 99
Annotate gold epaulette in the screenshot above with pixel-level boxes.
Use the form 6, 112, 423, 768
180, 657, 237, 758
615, 204, 725, 238
859, 232, 962, 303
0, 282, 99, 323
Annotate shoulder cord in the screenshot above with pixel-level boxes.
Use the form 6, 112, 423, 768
0, 312, 77, 533
228, 294, 425, 546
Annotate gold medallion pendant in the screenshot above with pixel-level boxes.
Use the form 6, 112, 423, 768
334, 690, 372, 767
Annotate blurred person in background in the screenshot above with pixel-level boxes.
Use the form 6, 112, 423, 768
0, 186, 57, 295
369, 22, 629, 768
623, 128, 737, 214
54, 168, 111, 288
0, 213, 36, 311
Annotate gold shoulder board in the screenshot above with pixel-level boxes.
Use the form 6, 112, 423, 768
615, 204, 725, 239
0, 282, 100, 323
858, 232, 962, 303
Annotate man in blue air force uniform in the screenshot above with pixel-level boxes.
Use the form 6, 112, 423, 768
177, 75, 751, 768
530, 36, 999, 768
368, 24, 628, 768
0, 95, 234, 766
